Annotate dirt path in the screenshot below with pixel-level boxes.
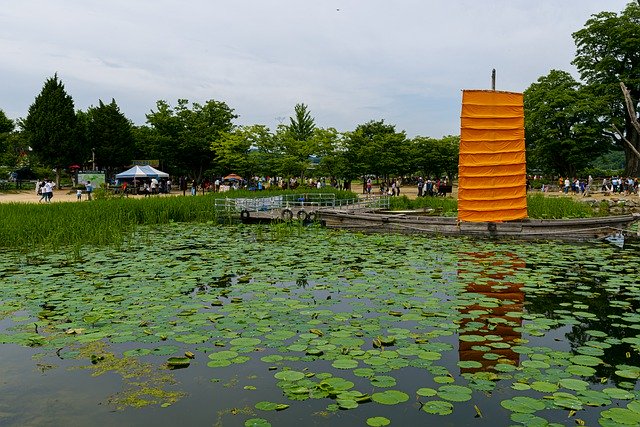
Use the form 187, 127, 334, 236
0, 184, 632, 204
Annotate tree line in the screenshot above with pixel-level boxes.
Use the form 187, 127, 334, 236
0, 78, 459, 185
1, 2, 639, 183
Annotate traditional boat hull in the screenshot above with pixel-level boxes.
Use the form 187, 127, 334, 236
318, 211, 640, 241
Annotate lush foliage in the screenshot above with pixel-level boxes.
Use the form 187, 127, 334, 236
524, 70, 610, 176
144, 99, 238, 180
572, 1, 640, 175
85, 99, 136, 173
388, 193, 596, 220
525, 193, 595, 219
388, 195, 458, 215
21, 74, 81, 176
0, 188, 356, 249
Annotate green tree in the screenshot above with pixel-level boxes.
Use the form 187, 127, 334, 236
146, 99, 237, 180
0, 109, 16, 167
286, 103, 316, 141
344, 120, 407, 180
212, 125, 270, 178
524, 70, 609, 176
572, 1, 640, 175
22, 74, 80, 183
84, 99, 135, 173
410, 135, 459, 179
0, 109, 12, 134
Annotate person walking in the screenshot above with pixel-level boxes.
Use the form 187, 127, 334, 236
44, 179, 55, 203
37, 179, 46, 202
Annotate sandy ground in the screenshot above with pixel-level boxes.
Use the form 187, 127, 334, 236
0, 184, 632, 204
0, 189, 182, 204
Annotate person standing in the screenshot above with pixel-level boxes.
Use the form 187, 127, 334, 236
85, 181, 93, 201
583, 175, 593, 197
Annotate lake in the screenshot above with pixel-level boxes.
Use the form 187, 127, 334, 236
1, 223, 639, 426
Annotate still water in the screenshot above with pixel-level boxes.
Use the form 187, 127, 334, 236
0, 224, 639, 426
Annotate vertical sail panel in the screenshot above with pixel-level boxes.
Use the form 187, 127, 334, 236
458, 90, 527, 222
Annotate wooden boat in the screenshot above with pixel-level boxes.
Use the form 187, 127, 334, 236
317, 88, 640, 241
317, 210, 640, 241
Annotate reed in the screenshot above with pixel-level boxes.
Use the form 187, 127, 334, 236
525, 193, 594, 219
388, 196, 458, 215
0, 188, 356, 250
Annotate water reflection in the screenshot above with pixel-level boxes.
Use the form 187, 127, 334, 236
457, 251, 525, 373
523, 241, 640, 385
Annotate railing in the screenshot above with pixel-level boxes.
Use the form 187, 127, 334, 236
213, 193, 390, 213
213, 193, 338, 212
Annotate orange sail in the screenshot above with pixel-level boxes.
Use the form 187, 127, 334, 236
458, 90, 527, 222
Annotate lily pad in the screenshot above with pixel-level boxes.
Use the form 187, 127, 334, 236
371, 390, 409, 405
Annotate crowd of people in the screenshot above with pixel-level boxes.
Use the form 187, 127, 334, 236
535, 175, 640, 197
35, 178, 55, 202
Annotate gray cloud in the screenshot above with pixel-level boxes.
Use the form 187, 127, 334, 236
0, 0, 631, 137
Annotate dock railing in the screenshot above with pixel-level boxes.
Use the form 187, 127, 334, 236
213, 193, 390, 213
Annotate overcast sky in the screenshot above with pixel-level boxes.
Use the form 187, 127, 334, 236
0, 1, 632, 138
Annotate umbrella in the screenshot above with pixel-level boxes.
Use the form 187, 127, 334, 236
69, 164, 81, 170
223, 174, 243, 181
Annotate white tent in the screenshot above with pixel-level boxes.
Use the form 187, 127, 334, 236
116, 165, 169, 179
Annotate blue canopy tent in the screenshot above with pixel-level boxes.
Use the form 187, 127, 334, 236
115, 165, 169, 179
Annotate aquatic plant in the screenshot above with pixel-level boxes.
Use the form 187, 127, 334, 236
1, 225, 639, 426
0, 188, 356, 250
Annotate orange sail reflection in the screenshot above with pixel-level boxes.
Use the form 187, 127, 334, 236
458, 251, 525, 373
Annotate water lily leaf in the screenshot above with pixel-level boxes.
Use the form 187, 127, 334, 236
551, 392, 583, 410
530, 381, 558, 393
245, 418, 271, 427
500, 396, 545, 413
416, 387, 437, 397
615, 369, 640, 379
558, 378, 588, 392
421, 400, 454, 415
601, 407, 640, 425
370, 375, 396, 388
336, 398, 358, 409
209, 350, 239, 360
603, 388, 635, 400
569, 355, 603, 367
167, 357, 190, 368
366, 416, 391, 427
274, 370, 305, 382
437, 385, 472, 402
371, 390, 409, 405
433, 376, 455, 384
230, 337, 261, 347
332, 359, 358, 369
255, 401, 279, 411
566, 365, 596, 377
319, 377, 354, 391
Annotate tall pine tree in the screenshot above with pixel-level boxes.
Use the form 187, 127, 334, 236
22, 74, 79, 182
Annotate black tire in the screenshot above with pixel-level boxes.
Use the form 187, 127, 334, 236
281, 209, 293, 221
240, 210, 250, 220
297, 209, 308, 221
307, 211, 317, 222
